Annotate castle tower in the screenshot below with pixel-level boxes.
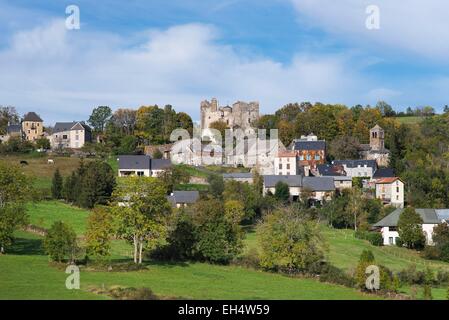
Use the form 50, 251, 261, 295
211, 98, 218, 112
370, 125, 384, 151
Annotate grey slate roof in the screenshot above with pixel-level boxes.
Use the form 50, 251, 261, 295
151, 159, 172, 170
223, 173, 253, 179
264, 175, 303, 188
7, 124, 21, 134
119, 155, 151, 170
53, 121, 91, 133
167, 191, 200, 206
317, 164, 346, 176
292, 140, 326, 151
374, 208, 442, 227
333, 160, 377, 169
23, 112, 43, 122
373, 168, 395, 178
302, 176, 335, 191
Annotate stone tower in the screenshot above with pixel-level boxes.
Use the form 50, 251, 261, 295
370, 125, 385, 151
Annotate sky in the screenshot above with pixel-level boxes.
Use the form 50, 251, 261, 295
1, 0, 449, 125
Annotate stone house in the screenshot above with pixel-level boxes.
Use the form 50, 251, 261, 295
51, 121, 92, 149
22, 112, 44, 142
375, 177, 404, 208
274, 151, 298, 175
289, 134, 326, 174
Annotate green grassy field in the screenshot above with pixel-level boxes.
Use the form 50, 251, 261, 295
26, 201, 90, 236
1, 201, 382, 300
0, 231, 376, 300
244, 226, 449, 273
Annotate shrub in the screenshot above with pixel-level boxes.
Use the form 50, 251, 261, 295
232, 248, 260, 269
109, 287, 159, 300
355, 230, 383, 246
43, 221, 78, 262
318, 263, 355, 287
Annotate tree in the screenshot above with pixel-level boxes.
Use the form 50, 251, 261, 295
224, 200, 245, 225
85, 207, 114, 259
110, 108, 137, 135
77, 161, 116, 208
355, 250, 375, 289
347, 188, 366, 231
397, 207, 426, 249
208, 174, 224, 199
88, 106, 112, 133
117, 135, 138, 155
43, 221, 78, 262
0, 106, 19, 135
429, 223, 449, 261
62, 171, 78, 203
191, 198, 243, 263
158, 166, 190, 192
51, 169, 63, 199
376, 101, 395, 117
257, 207, 326, 273
328, 135, 361, 160
112, 177, 171, 264
35, 137, 50, 150
0, 162, 32, 253
274, 181, 290, 203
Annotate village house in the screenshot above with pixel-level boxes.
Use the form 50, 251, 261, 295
223, 172, 253, 184
332, 160, 378, 179
50, 121, 92, 149
375, 177, 404, 208
118, 155, 172, 177
262, 175, 335, 203
274, 151, 298, 175
374, 208, 449, 246
22, 112, 44, 141
167, 191, 200, 208
288, 134, 326, 175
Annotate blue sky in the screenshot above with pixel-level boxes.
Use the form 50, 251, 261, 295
1, 0, 449, 124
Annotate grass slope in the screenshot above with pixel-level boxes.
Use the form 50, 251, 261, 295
26, 201, 90, 236
0, 231, 375, 300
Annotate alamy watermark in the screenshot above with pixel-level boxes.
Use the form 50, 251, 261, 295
365, 265, 380, 290
65, 5, 80, 30
65, 265, 80, 290
366, 5, 380, 30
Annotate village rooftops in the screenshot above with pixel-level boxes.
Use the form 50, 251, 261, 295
118, 155, 172, 171
333, 159, 377, 169
23, 112, 43, 122
263, 175, 335, 191
316, 164, 346, 176
376, 177, 401, 184
53, 121, 91, 133
223, 172, 253, 179
374, 208, 447, 227
7, 124, 21, 134
167, 191, 200, 207
119, 155, 152, 170
373, 168, 395, 179
291, 139, 326, 151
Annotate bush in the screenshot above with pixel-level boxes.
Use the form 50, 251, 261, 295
109, 287, 159, 300
43, 221, 78, 262
318, 263, 355, 287
397, 265, 426, 285
422, 246, 440, 260
355, 230, 383, 246
232, 248, 260, 269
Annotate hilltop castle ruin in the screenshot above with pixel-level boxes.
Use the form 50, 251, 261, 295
200, 98, 259, 132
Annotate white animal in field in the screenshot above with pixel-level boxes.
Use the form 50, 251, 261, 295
47, 159, 54, 164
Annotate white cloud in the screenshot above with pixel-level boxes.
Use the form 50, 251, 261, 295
290, 0, 449, 60
0, 20, 369, 124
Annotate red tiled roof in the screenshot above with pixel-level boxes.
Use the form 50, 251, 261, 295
376, 177, 401, 184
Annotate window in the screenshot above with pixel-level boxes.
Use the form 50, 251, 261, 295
396, 187, 400, 193
299, 155, 304, 161
315, 155, 320, 160
287, 164, 290, 170
137, 171, 144, 176
389, 237, 394, 245
75, 135, 79, 140
63, 135, 68, 139
279, 164, 282, 169
306, 154, 311, 160
396, 195, 399, 200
